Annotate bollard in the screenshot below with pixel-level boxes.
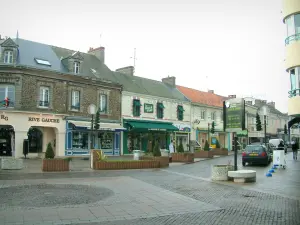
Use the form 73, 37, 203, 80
266, 172, 272, 177
269, 169, 275, 173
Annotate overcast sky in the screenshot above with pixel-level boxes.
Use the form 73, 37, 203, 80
1, 0, 288, 112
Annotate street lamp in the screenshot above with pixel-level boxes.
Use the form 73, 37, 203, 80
262, 106, 268, 146
88, 104, 96, 150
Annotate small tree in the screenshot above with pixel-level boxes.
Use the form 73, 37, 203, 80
204, 140, 210, 151
177, 142, 184, 153
153, 141, 161, 157
94, 109, 100, 130
216, 139, 220, 148
284, 124, 288, 134
210, 121, 215, 134
256, 113, 262, 131
45, 142, 55, 159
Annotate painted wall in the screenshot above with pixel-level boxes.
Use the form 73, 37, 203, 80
288, 96, 300, 116
121, 91, 191, 124
282, 0, 300, 20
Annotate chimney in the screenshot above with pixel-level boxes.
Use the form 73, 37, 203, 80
228, 95, 236, 99
162, 76, 176, 87
116, 66, 134, 76
208, 90, 214, 94
88, 46, 105, 63
267, 101, 275, 108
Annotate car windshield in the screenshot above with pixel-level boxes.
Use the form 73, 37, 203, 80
245, 145, 263, 153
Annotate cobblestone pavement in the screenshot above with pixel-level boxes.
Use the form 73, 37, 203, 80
0, 152, 299, 225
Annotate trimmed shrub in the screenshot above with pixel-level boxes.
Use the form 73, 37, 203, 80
45, 142, 55, 159
204, 140, 210, 151
177, 142, 184, 153
153, 141, 161, 157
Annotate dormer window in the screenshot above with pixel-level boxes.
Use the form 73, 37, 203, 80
4, 51, 13, 64
74, 62, 80, 74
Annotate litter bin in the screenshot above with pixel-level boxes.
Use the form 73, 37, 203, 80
133, 150, 142, 160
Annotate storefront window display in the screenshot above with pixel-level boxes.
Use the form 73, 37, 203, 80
127, 132, 168, 153
72, 131, 89, 150
97, 132, 114, 153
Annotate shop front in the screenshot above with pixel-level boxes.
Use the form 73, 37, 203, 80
122, 119, 179, 154
196, 128, 230, 150
65, 117, 126, 156
0, 111, 65, 158
173, 123, 191, 151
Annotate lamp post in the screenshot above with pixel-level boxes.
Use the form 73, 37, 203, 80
88, 104, 96, 150
208, 123, 210, 147
262, 106, 267, 146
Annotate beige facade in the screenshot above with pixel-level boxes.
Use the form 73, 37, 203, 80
282, 0, 300, 20
0, 111, 66, 158
283, 0, 300, 117
191, 104, 230, 149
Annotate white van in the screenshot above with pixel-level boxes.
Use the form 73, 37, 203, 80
269, 138, 284, 149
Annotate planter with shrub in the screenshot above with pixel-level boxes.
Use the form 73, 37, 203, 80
211, 161, 234, 181
42, 142, 71, 172
171, 142, 194, 163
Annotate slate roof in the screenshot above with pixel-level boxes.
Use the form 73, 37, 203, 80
1, 38, 189, 102
176, 85, 227, 107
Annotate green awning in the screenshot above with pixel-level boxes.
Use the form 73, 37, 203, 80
177, 105, 184, 111
133, 100, 142, 106
125, 120, 178, 132
158, 103, 165, 109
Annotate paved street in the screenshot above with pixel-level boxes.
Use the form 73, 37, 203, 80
0, 153, 299, 225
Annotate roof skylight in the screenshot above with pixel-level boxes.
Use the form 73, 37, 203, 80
35, 58, 51, 66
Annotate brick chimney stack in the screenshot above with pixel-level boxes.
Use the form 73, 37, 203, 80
88, 46, 105, 63
162, 76, 176, 87
116, 66, 135, 76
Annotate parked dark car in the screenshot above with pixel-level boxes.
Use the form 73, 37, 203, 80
242, 144, 272, 166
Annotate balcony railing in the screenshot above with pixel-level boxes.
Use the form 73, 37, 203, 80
285, 33, 300, 46
288, 89, 300, 97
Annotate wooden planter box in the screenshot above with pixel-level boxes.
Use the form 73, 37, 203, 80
140, 156, 169, 168
94, 160, 160, 170
171, 153, 194, 163
42, 159, 69, 172
211, 148, 229, 156
194, 151, 213, 158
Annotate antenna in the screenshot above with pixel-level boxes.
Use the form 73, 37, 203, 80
130, 48, 137, 75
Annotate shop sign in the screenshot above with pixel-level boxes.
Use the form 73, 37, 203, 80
0, 115, 8, 121
223, 98, 246, 132
144, 103, 154, 113
148, 128, 167, 131
28, 117, 60, 123
174, 124, 191, 132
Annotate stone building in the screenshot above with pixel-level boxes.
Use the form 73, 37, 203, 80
0, 37, 123, 158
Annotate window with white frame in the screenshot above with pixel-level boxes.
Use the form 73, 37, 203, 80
39, 86, 49, 107
71, 90, 80, 110
211, 112, 216, 120
74, 61, 80, 74
0, 85, 15, 108
200, 110, 205, 120
4, 51, 13, 64
100, 94, 107, 113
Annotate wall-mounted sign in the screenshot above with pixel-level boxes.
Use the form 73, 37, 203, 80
0, 115, 8, 121
148, 128, 167, 131
144, 103, 154, 113
223, 98, 246, 132
174, 124, 191, 132
28, 117, 60, 123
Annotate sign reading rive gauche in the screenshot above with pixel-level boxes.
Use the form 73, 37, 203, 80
144, 103, 154, 113
223, 98, 245, 132
28, 117, 60, 123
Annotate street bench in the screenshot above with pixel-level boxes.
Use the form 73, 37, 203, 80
228, 170, 256, 183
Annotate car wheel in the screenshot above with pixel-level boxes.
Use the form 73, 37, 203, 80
242, 162, 246, 166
